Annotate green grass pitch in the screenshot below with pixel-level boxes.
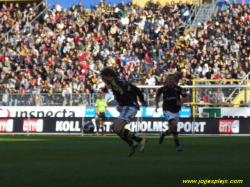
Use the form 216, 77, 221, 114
0, 135, 249, 187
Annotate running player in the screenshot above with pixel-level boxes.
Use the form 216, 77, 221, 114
155, 74, 188, 151
100, 68, 148, 157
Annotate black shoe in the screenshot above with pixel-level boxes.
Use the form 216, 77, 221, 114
159, 132, 165, 144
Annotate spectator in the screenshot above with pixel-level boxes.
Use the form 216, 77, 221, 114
145, 73, 156, 86
221, 0, 231, 11
104, 88, 115, 106
0, 0, 248, 108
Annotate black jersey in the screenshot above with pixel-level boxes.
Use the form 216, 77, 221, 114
110, 78, 145, 109
156, 85, 187, 113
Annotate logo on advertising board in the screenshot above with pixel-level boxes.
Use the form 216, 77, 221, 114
178, 121, 206, 132
0, 119, 13, 132
0, 107, 85, 118
55, 121, 81, 132
180, 107, 191, 118
0, 108, 10, 117
200, 107, 250, 118
219, 120, 240, 133
23, 119, 44, 132
85, 107, 95, 117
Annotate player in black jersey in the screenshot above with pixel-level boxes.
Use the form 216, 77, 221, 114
100, 68, 148, 157
155, 74, 188, 152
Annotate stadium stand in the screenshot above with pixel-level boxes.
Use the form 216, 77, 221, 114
0, 0, 249, 107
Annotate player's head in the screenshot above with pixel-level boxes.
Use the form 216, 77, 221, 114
167, 74, 175, 87
99, 93, 105, 99
100, 68, 117, 84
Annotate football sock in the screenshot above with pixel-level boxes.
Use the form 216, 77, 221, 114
95, 119, 100, 132
172, 130, 180, 147
164, 130, 171, 136
119, 135, 133, 146
121, 128, 142, 143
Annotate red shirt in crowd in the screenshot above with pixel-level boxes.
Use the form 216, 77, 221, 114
81, 63, 89, 70
41, 46, 47, 51
0, 55, 4, 62
73, 36, 81, 43
95, 36, 101, 41
24, 68, 31, 74
144, 53, 151, 63
78, 51, 89, 62
47, 60, 53, 66
215, 73, 222, 79
128, 63, 135, 71
115, 55, 120, 62
244, 16, 249, 23
55, 16, 61, 22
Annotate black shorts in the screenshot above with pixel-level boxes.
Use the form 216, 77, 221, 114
98, 112, 106, 121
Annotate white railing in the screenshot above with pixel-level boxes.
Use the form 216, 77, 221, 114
0, 84, 249, 107
225, 72, 250, 103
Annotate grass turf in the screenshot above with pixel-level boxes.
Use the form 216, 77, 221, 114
0, 135, 249, 187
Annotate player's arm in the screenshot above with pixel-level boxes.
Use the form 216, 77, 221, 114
95, 100, 98, 116
155, 87, 162, 112
155, 95, 160, 108
129, 83, 147, 106
95, 107, 98, 116
105, 101, 109, 118
177, 87, 188, 106
180, 95, 188, 105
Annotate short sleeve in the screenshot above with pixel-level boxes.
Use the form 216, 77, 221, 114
156, 87, 163, 97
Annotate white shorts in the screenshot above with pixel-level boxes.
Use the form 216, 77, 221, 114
163, 111, 179, 123
118, 106, 138, 124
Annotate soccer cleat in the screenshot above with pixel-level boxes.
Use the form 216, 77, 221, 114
176, 146, 183, 152
159, 132, 165, 144
128, 142, 138, 157
140, 138, 147, 153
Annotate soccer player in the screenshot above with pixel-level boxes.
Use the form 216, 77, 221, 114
155, 74, 188, 152
100, 68, 148, 157
95, 93, 109, 136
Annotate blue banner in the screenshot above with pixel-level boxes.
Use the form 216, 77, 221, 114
48, 0, 131, 10
86, 107, 191, 118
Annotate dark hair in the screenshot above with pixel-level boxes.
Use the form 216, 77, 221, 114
100, 68, 118, 78
167, 74, 176, 80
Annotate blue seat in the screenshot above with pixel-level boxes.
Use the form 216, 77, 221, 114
133, 77, 140, 80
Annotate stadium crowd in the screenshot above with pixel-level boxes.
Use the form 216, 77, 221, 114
0, 0, 249, 106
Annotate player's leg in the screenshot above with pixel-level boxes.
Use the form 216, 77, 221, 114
112, 118, 137, 157
113, 118, 143, 143
115, 106, 147, 156
112, 118, 133, 145
169, 118, 182, 152
159, 111, 172, 144
99, 120, 105, 135
119, 106, 147, 153
95, 115, 101, 136
116, 106, 146, 143
100, 113, 106, 136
